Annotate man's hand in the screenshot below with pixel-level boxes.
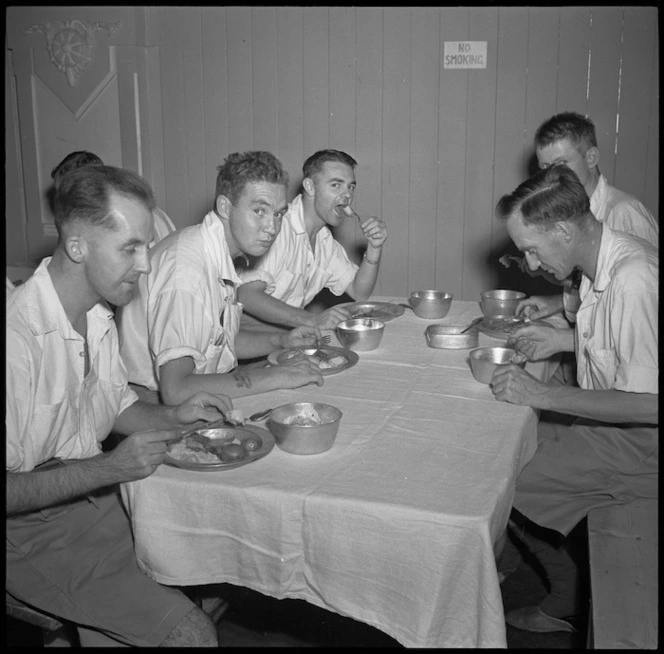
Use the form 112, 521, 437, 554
281, 325, 321, 349
173, 391, 234, 426
516, 295, 564, 320
274, 355, 324, 389
490, 365, 551, 408
310, 306, 354, 330
107, 429, 178, 480
507, 324, 572, 360
359, 215, 388, 249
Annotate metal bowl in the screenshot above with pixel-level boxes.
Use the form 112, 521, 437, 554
468, 346, 527, 384
336, 318, 385, 351
425, 324, 479, 349
409, 290, 453, 319
267, 402, 342, 455
480, 289, 526, 318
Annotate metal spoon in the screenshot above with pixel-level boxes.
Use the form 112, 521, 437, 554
460, 316, 484, 333
248, 408, 273, 422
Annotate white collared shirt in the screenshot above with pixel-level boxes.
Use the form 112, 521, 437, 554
6, 259, 139, 472
241, 194, 358, 308
576, 226, 658, 393
118, 212, 244, 390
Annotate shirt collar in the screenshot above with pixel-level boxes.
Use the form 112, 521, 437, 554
24, 258, 114, 338
589, 174, 607, 217
200, 211, 243, 286
591, 224, 616, 293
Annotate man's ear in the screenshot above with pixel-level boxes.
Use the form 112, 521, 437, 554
215, 195, 232, 218
585, 146, 600, 170
554, 221, 574, 243
302, 177, 315, 197
63, 234, 86, 263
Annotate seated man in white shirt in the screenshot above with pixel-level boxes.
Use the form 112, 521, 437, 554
507, 111, 658, 324
50, 150, 177, 247
6, 164, 233, 646
236, 149, 388, 330
491, 165, 658, 633
116, 151, 324, 407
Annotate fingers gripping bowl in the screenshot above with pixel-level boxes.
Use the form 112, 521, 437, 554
268, 402, 342, 455
469, 346, 527, 384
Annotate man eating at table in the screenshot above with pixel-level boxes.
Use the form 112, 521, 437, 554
489, 164, 658, 633
116, 150, 324, 407
236, 149, 388, 330
6, 164, 234, 646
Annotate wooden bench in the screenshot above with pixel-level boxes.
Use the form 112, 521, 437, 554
6, 592, 76, 646
586, 498, 658, 649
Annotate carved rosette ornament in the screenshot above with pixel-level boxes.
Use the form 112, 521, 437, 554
22, 19, 120, 87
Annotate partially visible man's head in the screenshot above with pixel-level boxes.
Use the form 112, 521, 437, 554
534, 112, 599, 191
215, 151, 289, 205
534, 111, 597, 152
496, 166, 593, 281
302, 149, 357, 181
51, 151, 104, 186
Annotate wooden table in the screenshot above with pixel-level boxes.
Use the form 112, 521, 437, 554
121, 298, 552, 648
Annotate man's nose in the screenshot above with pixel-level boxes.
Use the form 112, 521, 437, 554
525, 252, 539, 271
137, 249, 151, 274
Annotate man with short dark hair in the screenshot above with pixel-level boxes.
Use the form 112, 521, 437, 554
6, 164, 233, 646
237, 149, 388, 330
117, 151, 324, 407
491, 165, 658, 633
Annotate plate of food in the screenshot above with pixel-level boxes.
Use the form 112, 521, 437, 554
479, 316, 551, 339
267, 346, 359, 375
340, 301, 405, 322
165, 424, 274, 471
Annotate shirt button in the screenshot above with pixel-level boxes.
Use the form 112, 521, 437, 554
583, 332, 588, 338
80, 351, 85, 357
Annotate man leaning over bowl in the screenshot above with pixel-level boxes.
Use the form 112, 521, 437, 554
116, 151, 324, 408
236, 149, 388, 331
489, 165, 658, 634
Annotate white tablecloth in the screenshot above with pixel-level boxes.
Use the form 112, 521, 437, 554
121, 299, 550, 648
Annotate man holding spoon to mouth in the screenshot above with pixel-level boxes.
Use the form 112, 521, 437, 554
237, 149, 388, 330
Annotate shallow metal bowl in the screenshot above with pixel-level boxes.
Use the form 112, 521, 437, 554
469, 346, 527, 384
480, 289, 526, 318
425, 324, 479, 349
268, 402, 342, 455
409, 290, 453, 319
336, 318, 385, 351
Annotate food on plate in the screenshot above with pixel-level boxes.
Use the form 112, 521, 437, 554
168, 428, 262, 465
240, 435, 262, 452
219, 443, 247, 462
282, 405, 322, 426
509, 352, 528, 365
283, 349, 347, 370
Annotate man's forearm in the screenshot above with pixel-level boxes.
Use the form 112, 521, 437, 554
240, 287, 311, 328
348, 249, 382, 300
7, 456, 120, 516
540, 387, 658, 424
113, 400, 180, 436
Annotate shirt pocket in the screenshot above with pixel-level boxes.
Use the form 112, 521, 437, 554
583, 345, 618, 390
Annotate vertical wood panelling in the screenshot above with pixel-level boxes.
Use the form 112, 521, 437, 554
201, 8, 230, 205
251, 7, 279, 154
408, 8, 440, 292
556, 7, 592, 115
523, 8, 560, 177
436, 7, 469, 297
302, 7, 330, 161
613, 7, 657, 205
355, 7, 384, 288
276, 7, 304, 199
226, 7, 254, 153
586, 7, 624, 187
329, 7, 358, 254
644, 36, 659, 221
381, 8, 411, 297
463, 7, 498, 302
492, 7, 529, 291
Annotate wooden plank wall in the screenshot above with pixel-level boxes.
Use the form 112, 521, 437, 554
142, 7, 660, 301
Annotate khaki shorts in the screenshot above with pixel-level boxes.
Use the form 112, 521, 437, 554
6, 484, 195, 646
513, 418, 658, 536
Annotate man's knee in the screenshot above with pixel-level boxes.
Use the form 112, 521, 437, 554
161, 605, 218, 647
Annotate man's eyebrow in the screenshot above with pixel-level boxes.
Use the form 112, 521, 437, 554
327, 176, 355, 184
